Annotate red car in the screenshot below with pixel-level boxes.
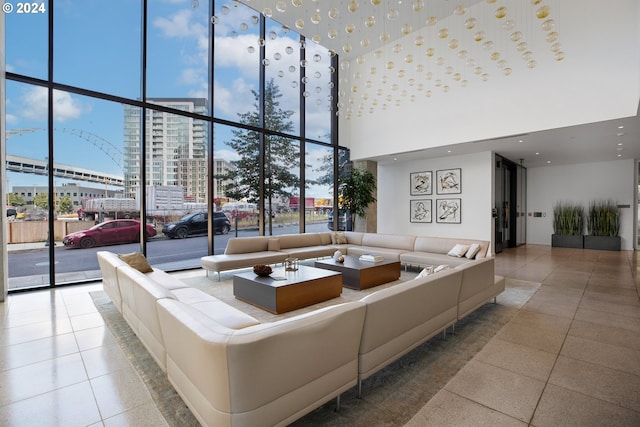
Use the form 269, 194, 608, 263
63, 219, 156, 249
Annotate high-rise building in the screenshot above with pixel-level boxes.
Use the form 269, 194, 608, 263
123, 98, 208, 200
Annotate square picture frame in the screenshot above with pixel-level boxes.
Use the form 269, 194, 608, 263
410, 199, 432, 223
436, 198, 461, 223
410, 171, 432, 195
436, 168, 461, 194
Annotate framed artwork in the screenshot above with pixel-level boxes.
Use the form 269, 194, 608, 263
410, 199, 432, 223
410, 171, 432, 195
436, 198, 461, 223
436, 168, 461, 194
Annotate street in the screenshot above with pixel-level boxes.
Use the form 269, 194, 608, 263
8, 221, 329, 280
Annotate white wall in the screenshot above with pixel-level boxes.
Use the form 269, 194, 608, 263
377, 151, 494, 247
527, 159, 636, 250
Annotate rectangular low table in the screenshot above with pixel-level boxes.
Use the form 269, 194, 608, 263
314, 255, 401, 290
233, 265, 342, 314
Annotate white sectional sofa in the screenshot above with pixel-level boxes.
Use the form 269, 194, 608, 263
97, 251, 366, 427
201, 231, 491, 279
96, 231, 505, 427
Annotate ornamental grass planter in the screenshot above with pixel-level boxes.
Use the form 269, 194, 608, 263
584, 235, 621, 251
551, 234, 584, 249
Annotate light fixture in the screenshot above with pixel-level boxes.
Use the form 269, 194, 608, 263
212, 0, 566, 118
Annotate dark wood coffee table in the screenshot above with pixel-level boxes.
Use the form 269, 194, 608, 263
233, 265, 342, 314
314, 255, 401, 290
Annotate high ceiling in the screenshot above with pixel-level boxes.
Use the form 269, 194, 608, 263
238, 0, 640, 168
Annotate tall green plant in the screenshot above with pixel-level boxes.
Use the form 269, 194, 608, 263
552, 202, 584, 236
338, 167, 376, 231
587, 200, 620, 237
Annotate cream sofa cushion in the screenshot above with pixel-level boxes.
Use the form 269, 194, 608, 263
447, 244, 470, 258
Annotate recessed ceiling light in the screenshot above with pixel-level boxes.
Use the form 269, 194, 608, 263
617, 143, 623, 146
618, 125, 624, 129
547, 160, 551, 164
617, 154, 622, 157
447, 150, 452, 153
535, 152, 540, 155
518, 139, 523, 143
616, 132, 625, 137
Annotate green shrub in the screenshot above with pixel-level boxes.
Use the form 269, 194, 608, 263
587, 200, 620, 237
553, 202, 584, 236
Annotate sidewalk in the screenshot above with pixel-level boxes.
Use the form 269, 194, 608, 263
8, 241, 61, 253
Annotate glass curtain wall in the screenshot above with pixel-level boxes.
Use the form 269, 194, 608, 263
4, 0, 342, 291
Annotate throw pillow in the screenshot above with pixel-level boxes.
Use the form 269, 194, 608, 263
465, 243, 481, 259
416, 266, 434, 278
332, 231, 347, 245
447, 243, 470, 258
118, 252, 153, 273
267, 238, 280, 251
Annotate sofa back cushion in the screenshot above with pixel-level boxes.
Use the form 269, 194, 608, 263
344, 231, 364, 245
361, 233, 416, 251
414, 236, 489, 259
225, 236, 270, 254
278, 233, 323, 249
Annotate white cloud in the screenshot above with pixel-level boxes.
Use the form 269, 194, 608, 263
18, 87, 89, 123
6, 113, 19, 125
214, 149, 240, 162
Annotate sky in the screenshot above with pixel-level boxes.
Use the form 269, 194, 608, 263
4, 0, 335, 198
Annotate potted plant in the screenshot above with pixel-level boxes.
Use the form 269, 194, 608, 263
551, 202, 584, 248
584, 200, 621, 251
337, 165, 376, 232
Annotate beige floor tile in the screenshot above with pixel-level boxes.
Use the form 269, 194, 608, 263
406, 390, 526, 427
560, 335, 640, 377
521, 298, 578, 319
74, 325, 118, 352
496, 320, 566, 354
474, 338, 557, 382
531, 383, 640, 427
588, 274, 636, 289
91, 365, 154, 419
509, 308, 573, 334
569, 319, 640, 352
0, 317, 74, 347
444, 360, 546, 422
0, 353, 88, 406
542, 271, 590, 287
549, 355, 640, 411
578, 297, 640, 319
585, 282, 638, 295
574, 307, 640, 333
526, 291, 582, 310
70, 311, 106, 332
103, 401, 169, 427
0, 332, 79, 371
81, 343, 132, 379
0, 381, 101, 427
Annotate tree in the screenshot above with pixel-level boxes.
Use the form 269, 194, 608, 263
218, 79, 299, 206
58, 194, 73, 214
8, 193, 25, 207
338, 165, 376, 231
312, 147, 350, 188
33, 193, 49, 209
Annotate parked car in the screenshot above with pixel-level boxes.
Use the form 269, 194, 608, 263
327, 209, 352, 231
162, 211, 231, 239
6, 207, 17, 218
63, 219, 157, 249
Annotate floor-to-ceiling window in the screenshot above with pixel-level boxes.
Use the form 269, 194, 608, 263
4, 0, 342, 291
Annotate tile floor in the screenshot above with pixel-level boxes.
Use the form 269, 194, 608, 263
407, 245, 640, 427
0, 244, 638, 426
